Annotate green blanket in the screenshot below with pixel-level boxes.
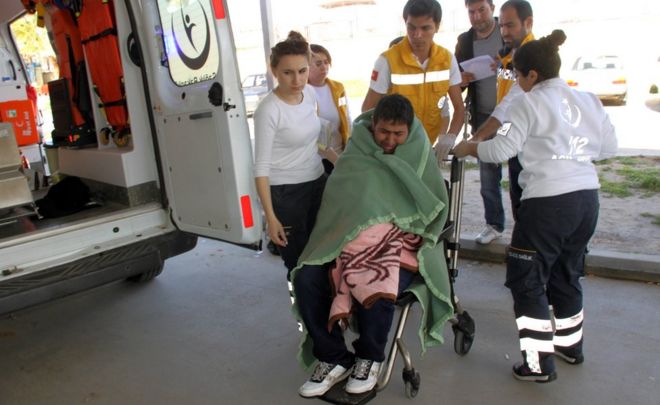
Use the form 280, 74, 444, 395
291, 110, 453, 370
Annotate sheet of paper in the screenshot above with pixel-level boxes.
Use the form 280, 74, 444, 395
459, 55, 496, 82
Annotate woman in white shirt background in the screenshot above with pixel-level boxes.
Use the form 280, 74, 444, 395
308, 44, 351, 173
254, 32, 334, 278
454, 30, 617, 383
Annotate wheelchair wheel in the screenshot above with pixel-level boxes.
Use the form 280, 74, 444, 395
402, 368, 420, 398
453, 329, 474, 355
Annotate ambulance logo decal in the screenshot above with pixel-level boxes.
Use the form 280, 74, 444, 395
172, 0, 211, 70
560, 98, 582, 128
497, 122, 512, 137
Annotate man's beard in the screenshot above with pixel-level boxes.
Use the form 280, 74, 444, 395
475, 19, 494, 35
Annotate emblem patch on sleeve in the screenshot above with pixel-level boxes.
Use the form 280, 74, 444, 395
497, 122, 512, 137
371, 70, 379, 81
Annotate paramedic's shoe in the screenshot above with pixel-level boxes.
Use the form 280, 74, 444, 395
554, 348, 584, 365
475, 225, 502, 245
298, 362, 350, 398
512, 362, 557, 383
345, 359, 381, 394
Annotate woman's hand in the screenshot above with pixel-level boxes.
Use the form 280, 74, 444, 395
268, 216, 289, 247
318, 145, 339, 164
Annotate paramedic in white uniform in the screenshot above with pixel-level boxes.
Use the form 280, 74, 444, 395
453, 30, 617, 383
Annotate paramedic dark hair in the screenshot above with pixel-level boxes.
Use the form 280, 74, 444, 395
500, 0, 532, 23
269, 31, 310, 69
373, 94, 415, 130
403, 0, 442, 25
513, 30, 567, 82
310, 44, 332, 65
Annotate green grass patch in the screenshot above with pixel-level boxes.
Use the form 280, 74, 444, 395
643, 212, 660, 226
617, 156, 643, 166
615, 166, 660, 192
596, 156, 660, 197
599, 175, 632, 197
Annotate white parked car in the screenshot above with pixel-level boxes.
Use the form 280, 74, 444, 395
241, 73, 268, 116
566, 55, 627, 105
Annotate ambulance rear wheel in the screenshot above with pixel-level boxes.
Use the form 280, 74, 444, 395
127, 262, 164, 282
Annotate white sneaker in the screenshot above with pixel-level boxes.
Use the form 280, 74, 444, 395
298, 362, 351, 398
475, 225, 503, 245
345, 358, 381, 394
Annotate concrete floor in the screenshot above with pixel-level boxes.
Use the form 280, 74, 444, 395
0, 238, 658, 405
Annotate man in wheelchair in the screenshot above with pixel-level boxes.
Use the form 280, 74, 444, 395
291, 94, 454, 398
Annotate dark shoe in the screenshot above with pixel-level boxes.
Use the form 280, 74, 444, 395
267, 240, 280, 256
512, 362, 557, 383
555, 349, 584, 365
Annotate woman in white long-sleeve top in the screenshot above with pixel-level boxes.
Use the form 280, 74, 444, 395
254, 31, 335, 279
454, 30, 617, 383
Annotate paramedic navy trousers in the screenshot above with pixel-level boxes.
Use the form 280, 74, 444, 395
506, 189, 598, 374
295, 264, 416, 368
270, 174, 327, 279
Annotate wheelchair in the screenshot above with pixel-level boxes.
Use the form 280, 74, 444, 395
319, 153, 476, 404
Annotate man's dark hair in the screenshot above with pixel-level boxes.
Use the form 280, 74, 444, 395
373, 94, 414, 130
403, 0, 442, 24
514, 30, 566, 82
465, 0, 493, 5
500, 0, 532, 23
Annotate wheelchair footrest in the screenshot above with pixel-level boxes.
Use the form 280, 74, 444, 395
320, 383, 377, 405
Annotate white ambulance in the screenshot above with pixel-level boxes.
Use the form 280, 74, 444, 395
0, 0, 261, 314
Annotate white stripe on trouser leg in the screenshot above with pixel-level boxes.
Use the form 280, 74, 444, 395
554, 310, 584, 330
520, 337, 555, 353
525, 349, 542, 374
288, 281, 295, 304
516, 316, 553, 332
520, 338, 554, 374
554, 329, 583, 347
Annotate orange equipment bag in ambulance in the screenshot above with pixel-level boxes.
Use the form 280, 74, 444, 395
0, 99, 39, 146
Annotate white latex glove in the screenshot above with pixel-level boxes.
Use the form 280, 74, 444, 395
434, 133, 457, 163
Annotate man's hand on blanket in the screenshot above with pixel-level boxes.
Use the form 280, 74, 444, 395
267, 217, 288, 247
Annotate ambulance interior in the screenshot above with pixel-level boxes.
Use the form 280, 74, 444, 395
0, 1, 164, 242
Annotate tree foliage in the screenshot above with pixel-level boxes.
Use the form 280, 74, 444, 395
11, 13, 53, 62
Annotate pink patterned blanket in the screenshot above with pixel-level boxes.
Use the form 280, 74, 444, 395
328, 223, 422, 330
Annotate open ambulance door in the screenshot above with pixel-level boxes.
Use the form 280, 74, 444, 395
130, 0, 261, 247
